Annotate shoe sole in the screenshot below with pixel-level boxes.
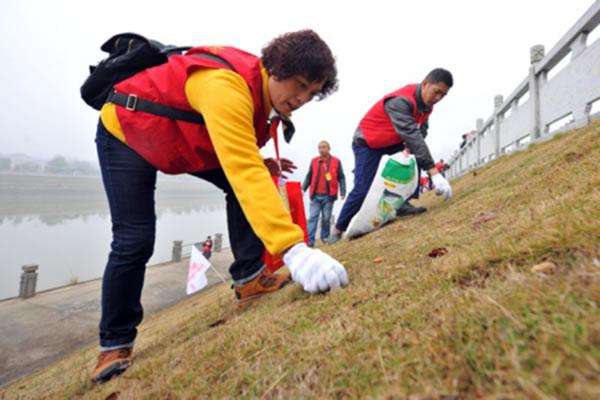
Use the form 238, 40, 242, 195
236, 278, 291, 309
92, 360, 131, 384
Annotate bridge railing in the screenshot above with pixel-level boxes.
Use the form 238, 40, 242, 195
448, 1, 600, 179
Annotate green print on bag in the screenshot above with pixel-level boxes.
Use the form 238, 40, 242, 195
381, 157, 416, 184
371, 193, 406, 228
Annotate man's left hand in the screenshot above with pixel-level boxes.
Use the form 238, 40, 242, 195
431, 172, 452, 201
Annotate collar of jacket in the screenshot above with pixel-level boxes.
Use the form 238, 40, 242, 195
267, 109, 295, 143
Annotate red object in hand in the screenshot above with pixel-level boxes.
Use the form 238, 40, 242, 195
263, 179, 309, 272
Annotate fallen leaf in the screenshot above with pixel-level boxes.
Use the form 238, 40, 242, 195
316, 314, 332, 322
473, 211, 497, 226
105, 392, 120, 400
531, 261, 557, 274
428, 248, 448, 258
374, 257, 383, 264
564, 152, 582, 162
208, 318, 226, 328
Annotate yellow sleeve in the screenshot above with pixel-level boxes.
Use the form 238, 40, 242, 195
99, 103, 126, 143
185, 69, 304, 255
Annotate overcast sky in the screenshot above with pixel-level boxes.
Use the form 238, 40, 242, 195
0, 0, 595, 180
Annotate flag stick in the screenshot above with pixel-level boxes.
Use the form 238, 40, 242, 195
209, 264, 228, 284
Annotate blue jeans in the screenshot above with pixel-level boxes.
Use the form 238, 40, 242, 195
96, 121, 264, 349
335, 142, 405, 232
307, 195, 334, 245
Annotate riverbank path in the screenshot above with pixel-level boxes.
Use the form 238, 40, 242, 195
0, 249, 233, 386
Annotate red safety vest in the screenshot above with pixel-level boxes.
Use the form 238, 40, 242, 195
308, 155, 341, 198
358, 84, 432, 149
112, 46, 277, 174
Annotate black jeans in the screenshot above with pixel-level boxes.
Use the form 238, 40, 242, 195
96, 121, 263, 348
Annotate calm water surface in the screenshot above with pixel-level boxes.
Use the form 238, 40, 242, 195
0, 173, 229, 299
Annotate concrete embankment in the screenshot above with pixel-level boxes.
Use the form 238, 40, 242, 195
0, 249, 233, 387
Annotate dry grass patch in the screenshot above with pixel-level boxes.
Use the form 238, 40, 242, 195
2, 121, 599, 399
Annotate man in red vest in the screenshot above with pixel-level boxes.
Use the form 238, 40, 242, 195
91, 30, 348, 383
328, 69, 454, 244
302, 140, 346, 246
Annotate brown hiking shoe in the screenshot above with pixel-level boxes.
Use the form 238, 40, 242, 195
234, 269, 292, 307
91, 347, 133, 384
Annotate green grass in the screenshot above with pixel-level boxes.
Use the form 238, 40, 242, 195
2, 121, 599, 399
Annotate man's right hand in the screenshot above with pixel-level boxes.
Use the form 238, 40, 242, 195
283, 243, 349, 293
264, 157, 297, 178
431, 172, 452, 200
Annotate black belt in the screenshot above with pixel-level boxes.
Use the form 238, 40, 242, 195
106, 91, 205, 125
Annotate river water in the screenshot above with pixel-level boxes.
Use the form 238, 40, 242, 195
0, 173, 229, 300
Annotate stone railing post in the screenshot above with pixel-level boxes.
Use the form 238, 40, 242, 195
19, 264, 39, 299
214, 233, 223, 252
172, 240, 183, 262
475, 118, 483, 165
570, 33, 591, 127
529, 44, 545, 140
494, 95, 504, 157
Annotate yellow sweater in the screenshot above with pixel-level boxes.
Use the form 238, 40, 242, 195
99, 67, 304, 255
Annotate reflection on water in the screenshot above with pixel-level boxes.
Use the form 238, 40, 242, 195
0, 174, 230, 300
0, 202, 225, 227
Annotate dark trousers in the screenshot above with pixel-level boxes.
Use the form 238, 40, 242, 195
335, 141, 404, 232
408, 167, 423, 200
96, 121, 263, 348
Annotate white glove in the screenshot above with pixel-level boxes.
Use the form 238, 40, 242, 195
431, 173, 452, 200
283, 243, 349, 294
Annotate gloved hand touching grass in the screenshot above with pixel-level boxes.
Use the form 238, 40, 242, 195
283, 243, 349, 293
431, 172, 452, 200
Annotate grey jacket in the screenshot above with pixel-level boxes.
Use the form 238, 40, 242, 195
354, 84, 435, 170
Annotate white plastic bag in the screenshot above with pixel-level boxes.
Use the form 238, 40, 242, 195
345, 153, 418, 239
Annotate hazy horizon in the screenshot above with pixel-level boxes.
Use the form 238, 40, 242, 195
0, 0, 595, 178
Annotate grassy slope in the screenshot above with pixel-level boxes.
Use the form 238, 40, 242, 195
3, 122, 599, 399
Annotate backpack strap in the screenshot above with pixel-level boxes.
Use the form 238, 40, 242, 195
107, 53, 235, 125
106, 91, 206, 124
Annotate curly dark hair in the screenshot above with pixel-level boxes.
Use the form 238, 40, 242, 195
261, 30, 338, 100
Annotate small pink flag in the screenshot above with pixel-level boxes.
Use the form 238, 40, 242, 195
186, 245, 211, 295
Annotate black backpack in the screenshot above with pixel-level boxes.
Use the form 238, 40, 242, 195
80, 33, 296, 140
80, 33, 191, 110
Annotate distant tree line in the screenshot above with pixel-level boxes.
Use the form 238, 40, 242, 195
0, 155, 99, 176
